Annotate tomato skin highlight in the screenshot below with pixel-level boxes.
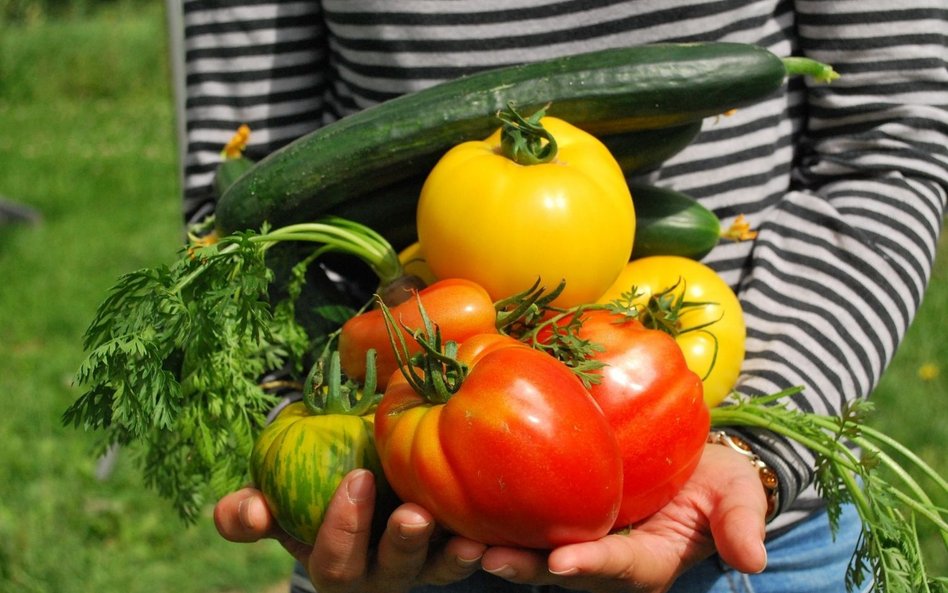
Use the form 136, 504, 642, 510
416, 117, 635, 307
374, 334, 624, 548
561, 311, 710, 527
338, 278, 497, 389
598, 256, 746, 407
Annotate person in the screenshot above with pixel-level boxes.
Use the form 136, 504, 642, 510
174, 2, 948, 592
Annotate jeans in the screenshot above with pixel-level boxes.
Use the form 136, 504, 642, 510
667, 503, 870, 593
291, 504, 868, 593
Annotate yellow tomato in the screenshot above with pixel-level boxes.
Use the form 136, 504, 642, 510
416, 116, 635, 307
597, 256, 746, 407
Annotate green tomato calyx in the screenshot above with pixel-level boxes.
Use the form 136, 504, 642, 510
303, 349, 380, 416
498, 101, 558, 165
377, 293, 469, 404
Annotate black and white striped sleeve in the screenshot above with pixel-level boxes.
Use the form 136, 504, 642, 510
181, 0, 329, 224
731, 1, 947, 527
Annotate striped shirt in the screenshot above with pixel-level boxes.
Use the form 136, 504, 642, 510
177, 0, 948, 534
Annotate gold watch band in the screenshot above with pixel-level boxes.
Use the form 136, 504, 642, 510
707, 430, 780, 522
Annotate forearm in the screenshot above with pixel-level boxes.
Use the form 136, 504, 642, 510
731, 0, 947, 516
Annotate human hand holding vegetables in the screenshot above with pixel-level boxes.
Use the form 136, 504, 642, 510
213, 440, 769, 593
474, 443, 769, 592
214, 472, 488, 593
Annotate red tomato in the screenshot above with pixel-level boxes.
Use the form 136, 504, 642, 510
374, 334, 624, 548
543, 310, 710, 527
338, 278, 497, 389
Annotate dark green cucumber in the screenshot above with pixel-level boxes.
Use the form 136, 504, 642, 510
217, 42, 807, 235
629, 183, 721, 260
600, 121, 702, 174
213, 155, 255, 198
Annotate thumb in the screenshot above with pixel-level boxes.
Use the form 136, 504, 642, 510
214, 487, 274, 543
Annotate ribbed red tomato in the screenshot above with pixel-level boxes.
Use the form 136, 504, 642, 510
541, 309, 710, 527
374, 333, 624, 548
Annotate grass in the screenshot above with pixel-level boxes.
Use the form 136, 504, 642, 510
0, 4, 291, 593
0, 3, 943, 592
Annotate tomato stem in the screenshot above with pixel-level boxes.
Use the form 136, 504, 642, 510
377, 293, 468, 404
498, 102, 558, 165
302, 348, 381, 416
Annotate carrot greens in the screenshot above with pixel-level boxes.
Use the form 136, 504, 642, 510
712, 391, 948, 593
63, 218, 398, 520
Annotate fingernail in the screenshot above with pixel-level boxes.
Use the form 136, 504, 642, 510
484, 564, 516, 579
456, 554, 482, 569
398, 520, 431, 540
237, 496, 256, 529
346, 470, 373, 503
549, 567, 578, 576
753, 541, 769, 574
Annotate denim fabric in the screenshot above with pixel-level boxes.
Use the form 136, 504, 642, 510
668, 503, 870, 593
291, 504, 868, 593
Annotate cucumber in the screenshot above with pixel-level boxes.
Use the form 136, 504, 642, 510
213, 155, 254, 198
217, 42, 805, 235
600, 121, 702, 174
629, 183, 721, 260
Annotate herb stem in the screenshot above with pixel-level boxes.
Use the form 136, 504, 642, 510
853, 422, 948, 494
252, 218, 403, 286
804, 415, 948, 532
709, 407, 861, 473
834, 456, 876, 525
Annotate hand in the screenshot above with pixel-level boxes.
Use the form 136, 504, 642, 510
477, 443, 769, 593
213, 469, 487, 593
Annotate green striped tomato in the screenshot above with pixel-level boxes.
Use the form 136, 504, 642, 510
249, 401, 384, 544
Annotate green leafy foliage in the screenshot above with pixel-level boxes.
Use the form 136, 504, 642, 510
712, 393, 948, 592
62, 216, 398, 522
64, 231, 312, 520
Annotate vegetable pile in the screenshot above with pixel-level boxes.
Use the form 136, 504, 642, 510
64, 42, 946, 591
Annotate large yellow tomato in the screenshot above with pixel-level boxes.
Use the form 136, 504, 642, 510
597, 256, 746, 407
416, 115, 635, 307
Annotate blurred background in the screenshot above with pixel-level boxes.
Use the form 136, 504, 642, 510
0, 1, 944, 592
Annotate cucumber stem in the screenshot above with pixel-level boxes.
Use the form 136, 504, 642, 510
782, 57, 840, 84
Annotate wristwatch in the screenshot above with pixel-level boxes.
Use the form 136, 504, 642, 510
707, 430, 780, 522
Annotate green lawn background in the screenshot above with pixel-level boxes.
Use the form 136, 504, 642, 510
0, 3, 943, 592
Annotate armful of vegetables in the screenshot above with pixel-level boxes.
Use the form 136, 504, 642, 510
60, 43, 946, 593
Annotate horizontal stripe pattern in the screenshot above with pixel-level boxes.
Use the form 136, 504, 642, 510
177, 0, 948, 531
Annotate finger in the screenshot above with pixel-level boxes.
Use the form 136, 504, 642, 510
545, 533, 683, 588
213, 487, 274, 543
369, 503, 436, 585
421, 535, 487, 585
706, 470, 768, 574
481, 546, 556, 586
309, 469, 377, 590
213, 487, 314, 565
